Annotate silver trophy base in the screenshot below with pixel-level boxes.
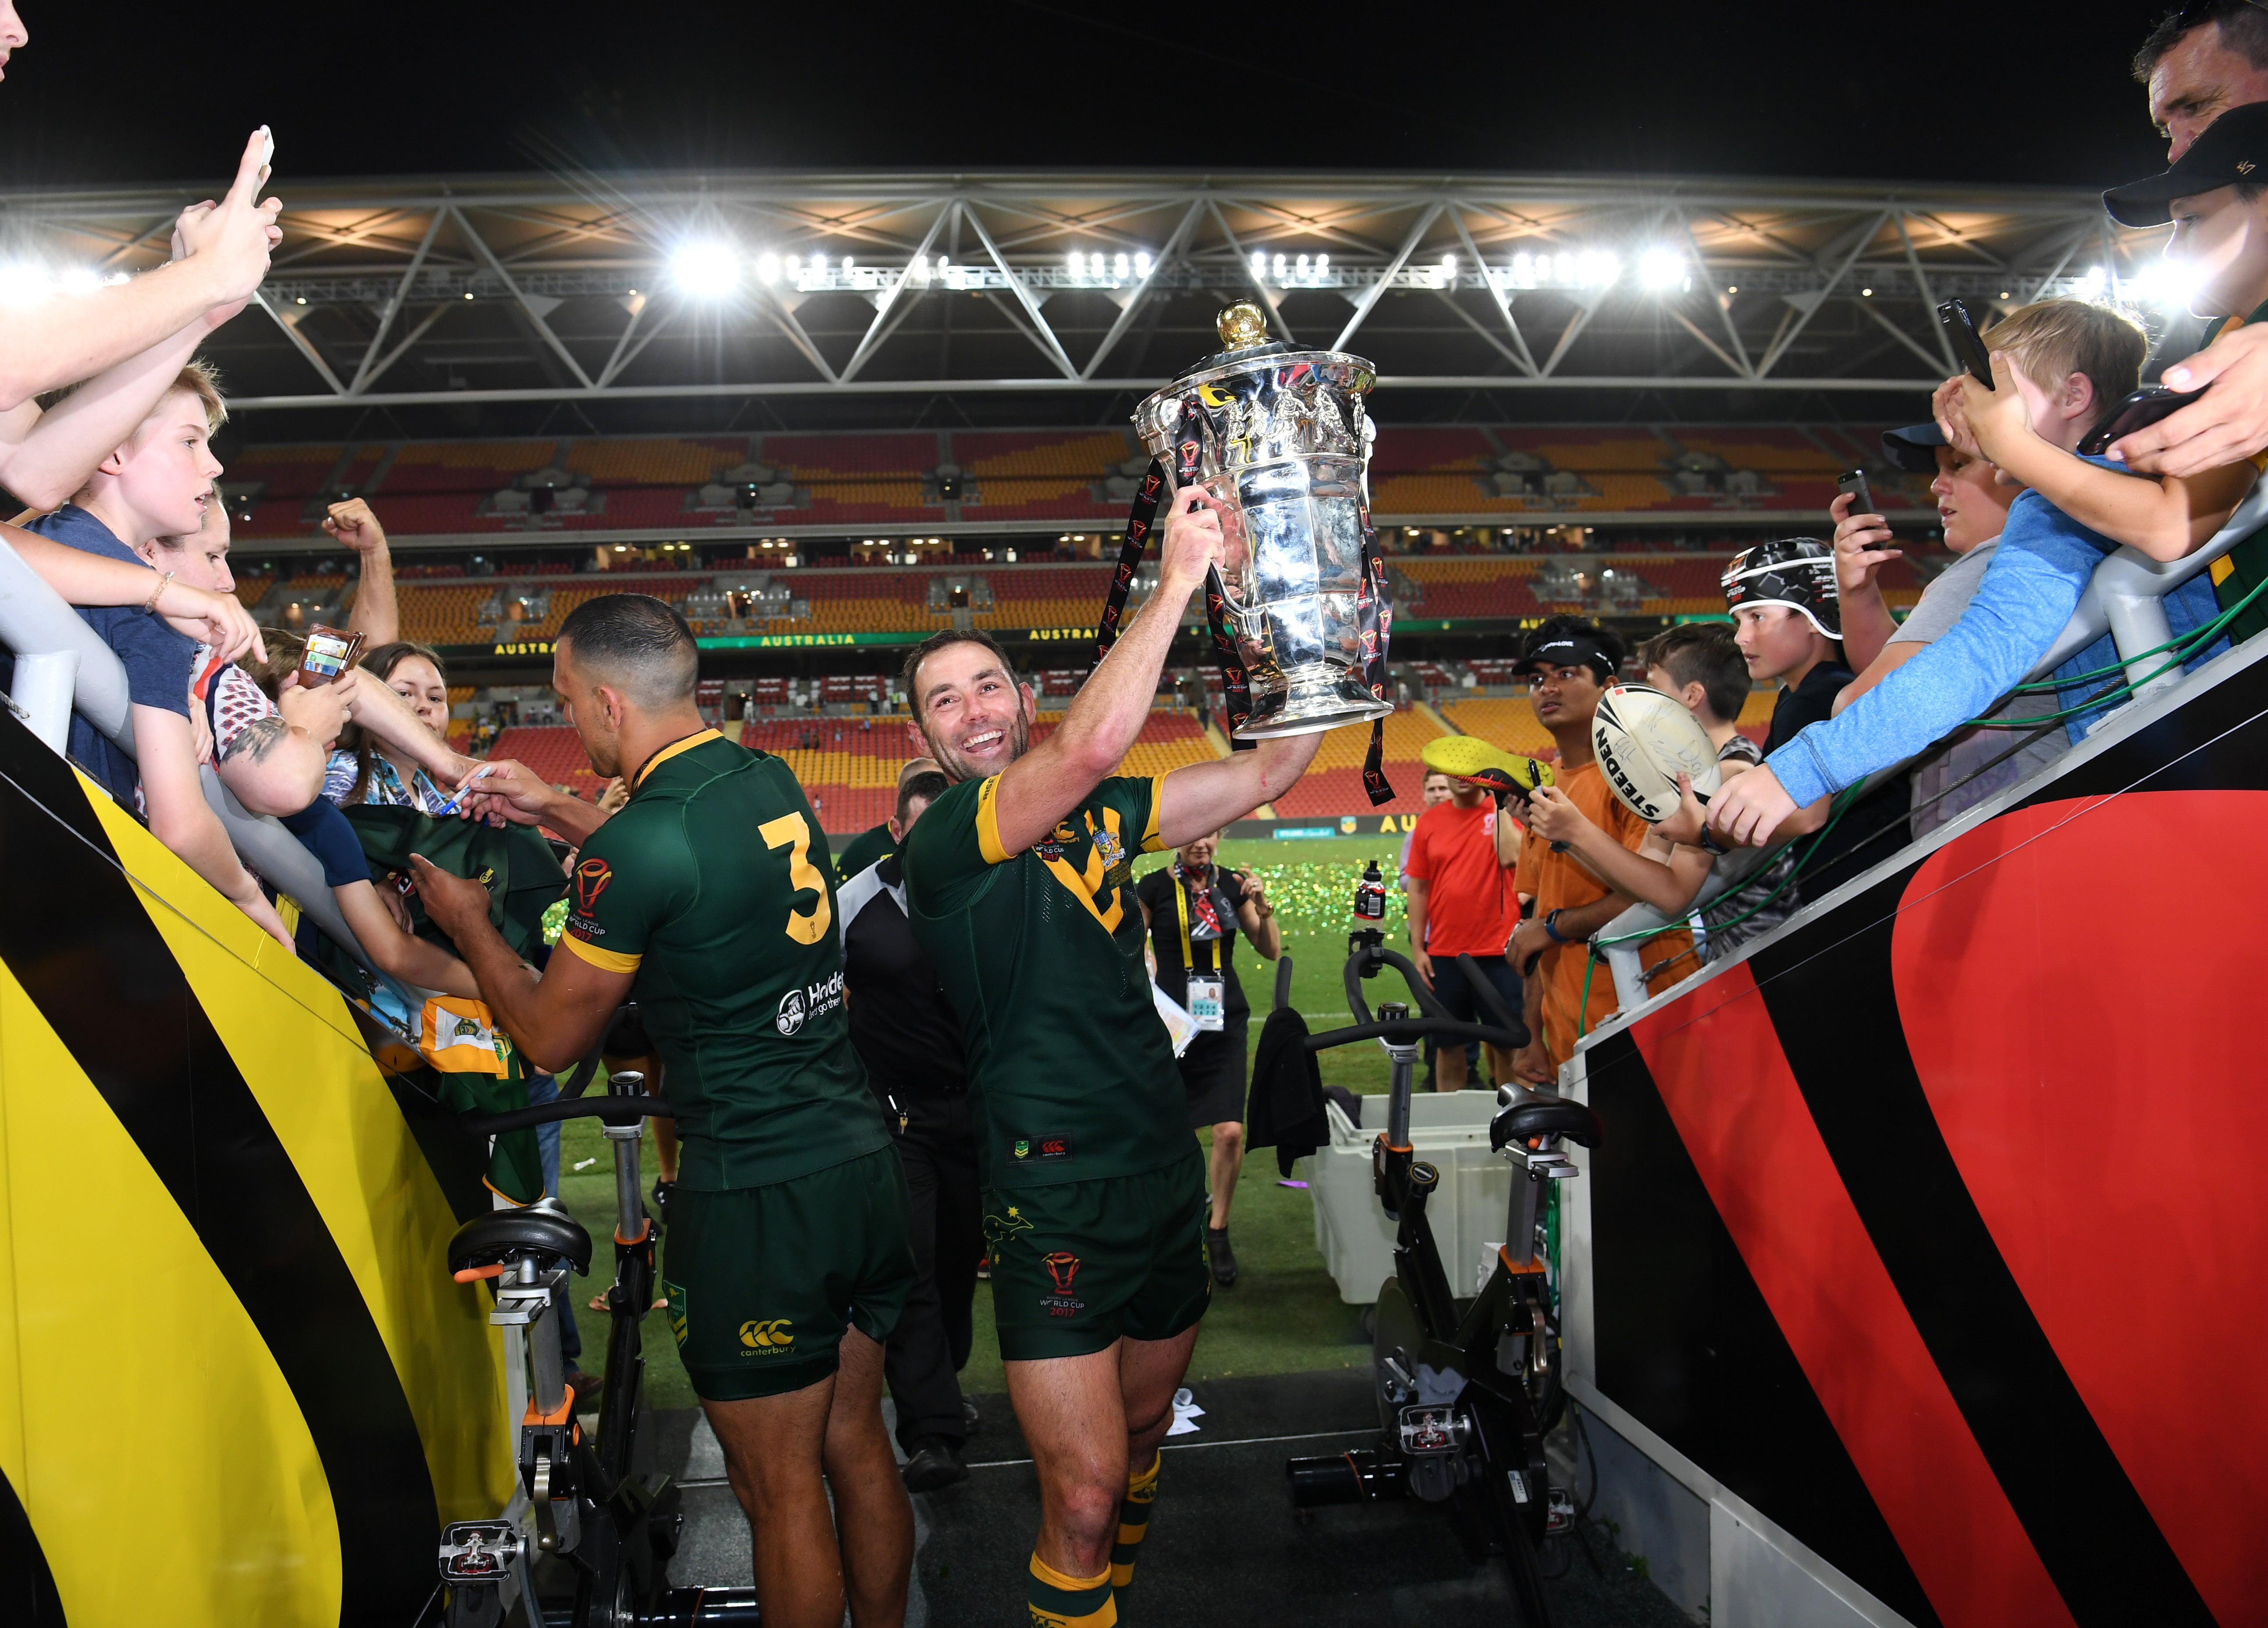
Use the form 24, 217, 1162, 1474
1232, 664, 1394, 740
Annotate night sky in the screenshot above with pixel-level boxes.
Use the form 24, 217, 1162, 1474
0, 1, 2180, 193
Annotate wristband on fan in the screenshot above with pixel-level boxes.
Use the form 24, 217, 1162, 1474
1543, 908, 1570, 945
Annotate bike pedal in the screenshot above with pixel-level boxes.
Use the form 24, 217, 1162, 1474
439, 1518, 522, 1582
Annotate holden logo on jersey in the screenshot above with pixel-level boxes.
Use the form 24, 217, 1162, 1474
574, 857, 612, 915
777, 971, 845, 1037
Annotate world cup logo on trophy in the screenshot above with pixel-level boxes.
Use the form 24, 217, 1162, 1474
1132, 303, 1394, 739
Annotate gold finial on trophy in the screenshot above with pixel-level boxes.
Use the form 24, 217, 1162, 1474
1217, 301, 1270, 350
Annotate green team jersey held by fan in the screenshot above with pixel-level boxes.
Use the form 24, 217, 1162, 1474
897, 471, 1322, 1624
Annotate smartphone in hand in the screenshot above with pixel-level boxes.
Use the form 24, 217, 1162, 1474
1837, 470, 1876, 517
2076, 386, 2207, 456
1936, 299, 1995, 388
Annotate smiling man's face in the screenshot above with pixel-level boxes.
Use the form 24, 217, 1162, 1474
909, 639, 1036, 783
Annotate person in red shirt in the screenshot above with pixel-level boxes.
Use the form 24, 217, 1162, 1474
1402, 779, 1520, 1091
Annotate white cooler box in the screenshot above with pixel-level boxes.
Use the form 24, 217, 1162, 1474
1298, 1089, 1512, 1306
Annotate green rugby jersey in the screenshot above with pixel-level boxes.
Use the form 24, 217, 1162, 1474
558, 729, 890, 1189
901, 771, 1186, 1189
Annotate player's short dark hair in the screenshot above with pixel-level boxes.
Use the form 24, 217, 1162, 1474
1637, 623, 1748, 725
2136, 2, 2268, 78
896, 769, 951, 825
556, 593, 698, 707
902, 628, 1020, 711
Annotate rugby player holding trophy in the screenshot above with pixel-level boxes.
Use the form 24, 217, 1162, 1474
903, 303, 1386, 1628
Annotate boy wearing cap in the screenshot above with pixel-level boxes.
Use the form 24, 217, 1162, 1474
1707, 293, 2217, 851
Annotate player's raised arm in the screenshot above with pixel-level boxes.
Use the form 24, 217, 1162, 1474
1155, 730, 1321, 849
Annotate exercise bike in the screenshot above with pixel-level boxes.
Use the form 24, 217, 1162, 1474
438, 1068, 760, 1628
1284, 931, 1605, 1628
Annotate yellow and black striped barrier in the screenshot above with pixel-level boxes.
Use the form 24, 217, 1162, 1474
0, 708, 513, 1625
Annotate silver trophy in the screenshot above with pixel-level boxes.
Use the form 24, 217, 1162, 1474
1134, 303, 1394, 739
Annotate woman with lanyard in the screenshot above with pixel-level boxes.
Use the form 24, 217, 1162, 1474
323, 639, 460, 813
1135, 831, 1279, 1287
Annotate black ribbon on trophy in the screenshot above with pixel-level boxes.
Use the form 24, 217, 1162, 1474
1092, 444, 1256, 750
1091, 303, 1395, 807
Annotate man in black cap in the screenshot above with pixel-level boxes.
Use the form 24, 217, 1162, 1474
2099, 98, 2268, 641
2113, 7, 2268, 474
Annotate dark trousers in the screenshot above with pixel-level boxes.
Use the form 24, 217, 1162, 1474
884, 1088, 982, 1450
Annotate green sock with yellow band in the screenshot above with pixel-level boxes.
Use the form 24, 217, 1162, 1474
1111, 1452, 1161, 1590
1027, 1551, 1115, 1627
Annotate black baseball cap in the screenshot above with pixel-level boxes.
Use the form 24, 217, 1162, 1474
1880, 422, 1947, 472
1512, 628, 1617, 681
2105, 100, 2268, 228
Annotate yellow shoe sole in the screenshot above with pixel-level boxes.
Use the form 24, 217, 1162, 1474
1422, 733, 1554, 793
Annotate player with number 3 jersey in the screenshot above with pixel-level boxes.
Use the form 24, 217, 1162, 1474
411, 594, 915, 1628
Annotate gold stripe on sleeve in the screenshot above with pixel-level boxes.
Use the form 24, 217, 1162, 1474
558, 933, 643, 975
976, 775, 1012, 865
1140, 773, 1170, 853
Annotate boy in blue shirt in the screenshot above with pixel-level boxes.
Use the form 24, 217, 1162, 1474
1708, 279, 2250, 847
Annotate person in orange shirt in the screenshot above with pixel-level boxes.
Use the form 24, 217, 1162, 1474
1501, 617, 1692, 1082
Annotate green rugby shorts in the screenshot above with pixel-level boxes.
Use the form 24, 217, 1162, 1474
660, 1146, 914, 1402
983, 1146, 1211, 1361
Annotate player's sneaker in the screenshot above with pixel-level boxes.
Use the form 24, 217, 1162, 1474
1421, 735, 1553, 800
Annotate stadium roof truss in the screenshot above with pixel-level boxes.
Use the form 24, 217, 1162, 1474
0, 171, 2189, 415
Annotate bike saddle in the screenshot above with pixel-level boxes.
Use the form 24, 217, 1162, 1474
1490, 1096, 1605, 1152
448, 1203, 592, 1279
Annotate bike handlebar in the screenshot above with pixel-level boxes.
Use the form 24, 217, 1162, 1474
458, 1097, 676, 1135
1337, 941, 1530, 1050
1304, 1017, 1524, 1053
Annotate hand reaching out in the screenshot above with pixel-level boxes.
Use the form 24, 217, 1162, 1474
173, 129, 283, 305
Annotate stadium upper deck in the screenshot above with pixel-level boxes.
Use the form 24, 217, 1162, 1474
0, 168, 2173, 438
213, 420, 1931, 553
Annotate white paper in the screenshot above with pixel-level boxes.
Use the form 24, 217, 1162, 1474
1152, 984, 1200, 1057
1166, 1385, 1205, 1436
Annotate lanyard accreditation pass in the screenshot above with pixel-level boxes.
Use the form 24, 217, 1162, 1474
1175, 868, 1226, 1032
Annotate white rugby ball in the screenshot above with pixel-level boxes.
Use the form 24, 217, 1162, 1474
1590, 683, 1723, 823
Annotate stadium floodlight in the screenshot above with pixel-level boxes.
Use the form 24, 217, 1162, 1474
1272, 253, 1287, 280
1115, 252, 1130, 280
2122, 253, 2202, 313
671, 240, 742, 298
0, 261, 48, 303
1315, 253, 1330, 275
2080, 264, 2108, 298
756, 252, 781, 285
1134, 251, 1152, 278
1067, 249, 1084, 279
1638, 248, 1685, 291
1250, 250, 1267, 279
